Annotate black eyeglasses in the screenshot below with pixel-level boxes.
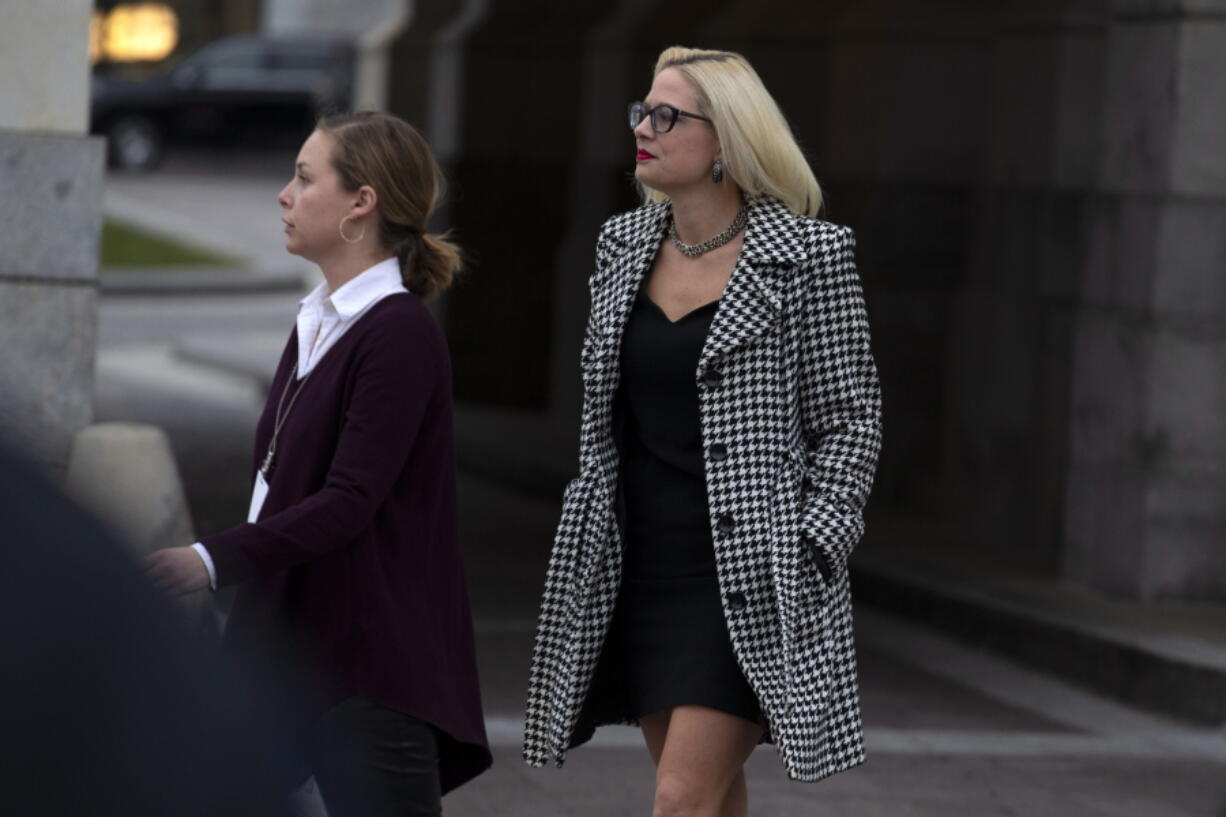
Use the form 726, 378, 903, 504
628, 101, 713, 134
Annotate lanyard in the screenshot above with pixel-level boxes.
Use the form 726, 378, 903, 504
259, 361, 315, 478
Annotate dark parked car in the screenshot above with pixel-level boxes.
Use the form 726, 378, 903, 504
92, 34, 355, 170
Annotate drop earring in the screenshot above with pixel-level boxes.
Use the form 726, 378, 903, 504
712, 159, 724, 184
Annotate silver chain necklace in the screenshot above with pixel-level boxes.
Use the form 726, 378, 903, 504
668, 203, 748, 257
259, 363, 315, 477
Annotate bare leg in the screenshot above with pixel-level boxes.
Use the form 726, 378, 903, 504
640, 705, 762, 817
640, 708, 672, 767
720, 769, 748, 817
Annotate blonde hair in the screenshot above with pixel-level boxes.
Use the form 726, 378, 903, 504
317, 111, 461, 301
642, 46, 822, 218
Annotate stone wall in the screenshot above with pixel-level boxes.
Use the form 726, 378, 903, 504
381, 0, 1226, 601
0, 1, 103, 476
1063, 0, 1226, 599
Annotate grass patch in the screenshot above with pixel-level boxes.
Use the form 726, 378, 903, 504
101, 219, 241, 267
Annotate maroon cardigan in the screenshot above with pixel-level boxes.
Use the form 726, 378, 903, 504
201, 294, 491, 793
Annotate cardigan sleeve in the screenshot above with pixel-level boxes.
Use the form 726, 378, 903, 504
201, 316, 441, 586
795, 225, 883, 566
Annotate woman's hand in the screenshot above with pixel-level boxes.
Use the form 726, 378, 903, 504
145, 547, 210, 595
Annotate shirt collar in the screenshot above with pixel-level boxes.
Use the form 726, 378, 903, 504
299, 257, 406, 320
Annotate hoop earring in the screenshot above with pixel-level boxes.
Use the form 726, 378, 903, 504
712, 159, 724, 184
339, 215, 365, 244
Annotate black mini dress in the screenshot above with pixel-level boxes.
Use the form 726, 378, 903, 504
600, 285, 761, 725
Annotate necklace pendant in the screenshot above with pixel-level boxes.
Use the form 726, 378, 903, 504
260, 449, 274, 477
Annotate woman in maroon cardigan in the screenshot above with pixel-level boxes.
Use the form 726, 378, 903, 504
145, 111, 491, 816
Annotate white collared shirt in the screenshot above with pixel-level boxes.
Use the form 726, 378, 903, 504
190, 257, 408, 590
295, 256, 408, 379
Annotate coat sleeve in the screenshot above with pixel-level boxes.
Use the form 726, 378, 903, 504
795, 225, 883, 567
202, 317, 441, 586
523, 226, 612, 766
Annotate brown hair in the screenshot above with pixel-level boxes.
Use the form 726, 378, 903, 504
316, 111, 460, 301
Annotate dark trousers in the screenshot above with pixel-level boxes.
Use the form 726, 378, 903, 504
308, 697, 441, 817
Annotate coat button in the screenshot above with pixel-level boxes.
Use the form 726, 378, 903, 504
716, 513, 735, 534
701, 369, 724, 389
708, 443, 728, 462
726, 591, 748, 611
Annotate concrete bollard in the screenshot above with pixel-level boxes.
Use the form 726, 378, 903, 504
63, 422, 214, 627
65, 421, 196, 554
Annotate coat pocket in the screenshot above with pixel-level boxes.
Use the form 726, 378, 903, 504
770, 454, 831, 638
768, 452, 839, 711
798, 492, 864, 572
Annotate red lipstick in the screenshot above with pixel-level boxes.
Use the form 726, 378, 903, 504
636, 149, 656, 162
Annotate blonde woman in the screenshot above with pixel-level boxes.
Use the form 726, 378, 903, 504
524, 47, 882, 815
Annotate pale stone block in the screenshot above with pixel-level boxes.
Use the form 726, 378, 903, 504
0, 0, 91, 134
1114, 0, 1226, 18
1066, 314, 1150, 464
0, 132, 105, 282
1144, 468, 1226, 599
0, 280, 97, 473
1062, 462, 1148, 596
1154, 199, 1226, 316
1171, 20, 1226, 197
65, 422, 196, 556
1145, 328, 1226, 463
64, 422, 210, 621
1064, 319, 1226, 600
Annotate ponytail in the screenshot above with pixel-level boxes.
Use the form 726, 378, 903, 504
398, 231, 461, 302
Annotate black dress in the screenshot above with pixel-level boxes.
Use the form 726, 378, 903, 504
602, 285, 760, 725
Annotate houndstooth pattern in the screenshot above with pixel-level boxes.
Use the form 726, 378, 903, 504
523, 196, 882, 782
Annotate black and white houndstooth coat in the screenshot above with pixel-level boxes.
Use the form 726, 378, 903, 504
523, 195, 882, 782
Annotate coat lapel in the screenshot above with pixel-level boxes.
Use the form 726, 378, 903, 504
587, 202, 669, 362
698, 197, 808, 374
586, 197, 808, 378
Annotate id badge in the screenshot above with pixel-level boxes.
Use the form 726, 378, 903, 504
247, 471, 270, 523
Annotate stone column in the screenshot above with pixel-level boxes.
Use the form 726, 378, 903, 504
0, 1, 104, 477
1063, 0, 1226, 600
937, 2, 1110, 574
